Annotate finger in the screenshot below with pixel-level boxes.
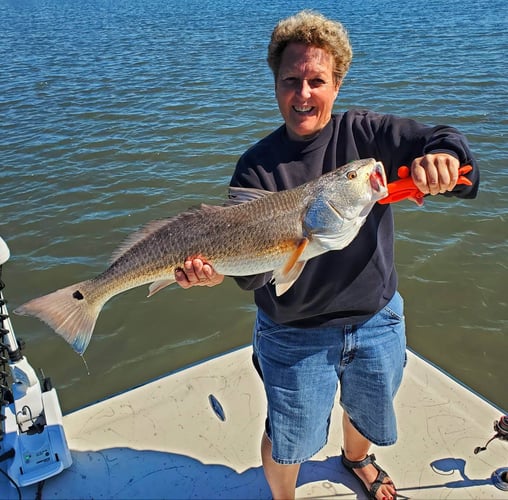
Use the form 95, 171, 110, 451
433, 155, 460, 193
436, 155, 455, 192
183, 259, 201, 283
448, 164, 459, 188
191, 258, 209, 282
424, 161, 441, 195
443, 157, 460, 191
202, 263, 225, 286
411, 160, 433, 194
175, 268, 192, 289
436, 164, 451, 193
202, 263, 213, 279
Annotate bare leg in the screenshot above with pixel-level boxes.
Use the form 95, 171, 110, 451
261, 432, 300, 500
342, 412, 397, 500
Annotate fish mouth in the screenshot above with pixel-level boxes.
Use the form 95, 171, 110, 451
369, 162, 387, 195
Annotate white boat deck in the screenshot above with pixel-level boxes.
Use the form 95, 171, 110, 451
3, 346, 507, 499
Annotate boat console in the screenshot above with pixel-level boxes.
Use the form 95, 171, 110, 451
0, 236, 72, 491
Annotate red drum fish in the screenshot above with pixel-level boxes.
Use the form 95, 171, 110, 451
15, 158, 387, 355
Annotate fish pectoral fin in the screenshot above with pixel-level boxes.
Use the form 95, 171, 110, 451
272, 238, 309, 296
147, 278, 176, 298
274, 260, 308, 296
283, 237, 309, 274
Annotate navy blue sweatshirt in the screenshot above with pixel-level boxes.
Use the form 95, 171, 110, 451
229, 110, 479, 328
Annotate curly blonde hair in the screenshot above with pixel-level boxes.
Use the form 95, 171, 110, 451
267, 10, 353, 83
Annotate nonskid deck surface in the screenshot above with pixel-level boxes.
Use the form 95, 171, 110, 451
2, 346, 506, 499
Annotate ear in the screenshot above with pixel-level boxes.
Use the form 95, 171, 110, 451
334, 79, 342, 98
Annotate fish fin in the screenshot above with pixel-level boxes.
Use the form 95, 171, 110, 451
111, 219, 171, 263
110, 189, 261, 263
14, 281, 102, 355
226, 186, 273, 205
111, 203, 228, 263
199, 203, 227, 212
283, 238, 309, 274
147, 278, 175, 297
272, 238, 309, 296
274, 261, 307, 296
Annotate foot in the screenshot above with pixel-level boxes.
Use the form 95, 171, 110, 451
342, 450, 397, 500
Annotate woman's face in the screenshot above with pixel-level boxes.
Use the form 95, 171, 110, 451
276, 43, 340, 141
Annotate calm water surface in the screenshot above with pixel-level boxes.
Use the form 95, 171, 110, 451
1, 0, 507, 413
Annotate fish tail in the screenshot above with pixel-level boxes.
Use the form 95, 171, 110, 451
14, 280, 103, 355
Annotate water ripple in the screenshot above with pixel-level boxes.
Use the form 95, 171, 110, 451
1, 0, 506, 411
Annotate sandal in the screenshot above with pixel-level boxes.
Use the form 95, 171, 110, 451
341, 449, 397, 499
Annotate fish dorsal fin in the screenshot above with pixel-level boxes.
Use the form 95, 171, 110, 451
226, 186, 272, 205
111, 188, 267, 263
272, 238, 309, 296
199, 203, 227, 212
111, 219, 170, 263
110, 203, 227, 263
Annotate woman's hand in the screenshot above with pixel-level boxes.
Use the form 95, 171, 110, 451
411, 153, 460, 196
174, 258, 225, 289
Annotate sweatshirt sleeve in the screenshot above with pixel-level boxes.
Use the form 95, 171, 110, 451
348, 110, 479, 198
420, 123, 479, 199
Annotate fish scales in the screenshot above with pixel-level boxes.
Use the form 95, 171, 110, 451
133, 188, 304, 275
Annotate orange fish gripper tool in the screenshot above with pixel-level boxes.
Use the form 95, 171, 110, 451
378, 164, 473, 206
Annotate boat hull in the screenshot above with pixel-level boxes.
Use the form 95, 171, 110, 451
2, 346, 506, 498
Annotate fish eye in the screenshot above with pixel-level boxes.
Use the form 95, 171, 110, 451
346, 170, 357, 180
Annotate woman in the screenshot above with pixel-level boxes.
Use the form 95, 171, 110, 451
176, 10, 479, 500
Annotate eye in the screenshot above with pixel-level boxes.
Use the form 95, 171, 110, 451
280, 76, 299, 88
309, 78, 326, 88
346, 170, 357, 180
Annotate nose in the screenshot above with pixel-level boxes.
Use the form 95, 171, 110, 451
297, 79, 312, 99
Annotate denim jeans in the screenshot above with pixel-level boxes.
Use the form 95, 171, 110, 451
253, 292, 406, 464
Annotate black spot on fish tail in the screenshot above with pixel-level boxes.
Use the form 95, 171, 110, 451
73, 290, 84, 300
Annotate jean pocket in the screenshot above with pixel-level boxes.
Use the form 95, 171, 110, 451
255, 311, 283, 338
383, 305, 404, 322
383, 292, 405, 322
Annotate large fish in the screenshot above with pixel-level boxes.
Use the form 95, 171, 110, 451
15, 158, 387, 355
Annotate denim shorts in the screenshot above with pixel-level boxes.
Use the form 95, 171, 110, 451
252, 292, 406, 465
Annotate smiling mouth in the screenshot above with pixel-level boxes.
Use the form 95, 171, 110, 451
293, 105, 314, 114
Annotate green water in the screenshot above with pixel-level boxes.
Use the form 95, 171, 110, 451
1, 0, 506, 413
